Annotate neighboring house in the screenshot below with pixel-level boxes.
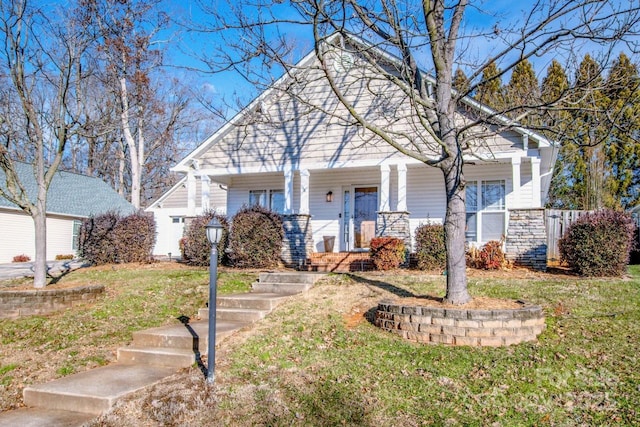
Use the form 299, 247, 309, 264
148, 34, 557, 269
146, 174, 228, 257
0, 162, 136, 263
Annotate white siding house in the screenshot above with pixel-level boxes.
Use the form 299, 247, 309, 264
0, 163, 136, 263
148, 34, 557, 268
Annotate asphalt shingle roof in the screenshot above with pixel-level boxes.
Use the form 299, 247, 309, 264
0, 162, 136, 218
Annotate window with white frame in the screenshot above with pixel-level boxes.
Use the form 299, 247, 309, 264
72, 220, 82, 251
249, 189, 285, 213
465, 180, 506, 242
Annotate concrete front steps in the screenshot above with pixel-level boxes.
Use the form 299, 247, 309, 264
0, 271, 323, 427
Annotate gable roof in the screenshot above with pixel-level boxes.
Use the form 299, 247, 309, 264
173, 32, 554, 174
0, 162, 136, 218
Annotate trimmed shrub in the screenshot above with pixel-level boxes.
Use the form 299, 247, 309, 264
112, 212, 156, 263
79, 211, 157, 265
228, 205, 284, 268
415, 223, 446, 270
559, 209, 636, 276
468, 240, 507, 270
370, 237, 405, 270
180, 211, 229, 267
78, 211, 120, 265
12, 254, 30, 263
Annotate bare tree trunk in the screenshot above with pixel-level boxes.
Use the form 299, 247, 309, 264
119, 76, 141, 208
32, 207, 47, 288
442, 155, 471, 304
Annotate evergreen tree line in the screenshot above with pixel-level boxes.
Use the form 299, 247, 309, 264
454, 53, 640, 210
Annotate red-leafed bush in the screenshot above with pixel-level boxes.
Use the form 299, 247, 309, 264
12, 254, 30, 263
414, 223, 446, 270
370, 237, 405, 271
180, 211, 229, 267
559, 209, 636, 276
113, 212, 156, 263
79, 211, 156, 265
470, 240, 507, 270
228, 205, 284, 268
78, 211, 120, 265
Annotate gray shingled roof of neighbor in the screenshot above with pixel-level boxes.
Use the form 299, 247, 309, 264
0, 162, 136, 218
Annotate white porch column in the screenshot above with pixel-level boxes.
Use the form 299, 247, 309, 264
511, 157, 522, 209
299, 169, 310, 214
284, 168, 294, 214
187, 172, 196, 216
531, 157, 541, 208
201, 175, 211, 211
397, 164, 407, 211
380, 164, 390, 211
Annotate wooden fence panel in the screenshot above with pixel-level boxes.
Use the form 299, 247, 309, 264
545, 209, 591, 262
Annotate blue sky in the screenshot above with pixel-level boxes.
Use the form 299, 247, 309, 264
161, 0, 637, 114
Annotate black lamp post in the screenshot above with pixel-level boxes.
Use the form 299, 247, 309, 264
205, 217, 223, 383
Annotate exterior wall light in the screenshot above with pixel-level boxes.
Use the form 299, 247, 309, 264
326, 191, 333, 203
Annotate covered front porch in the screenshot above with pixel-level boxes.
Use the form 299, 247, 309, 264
188, 153, 545, 268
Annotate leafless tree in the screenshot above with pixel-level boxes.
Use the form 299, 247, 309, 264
0, 0, 93, 287
194, 0, 640, 304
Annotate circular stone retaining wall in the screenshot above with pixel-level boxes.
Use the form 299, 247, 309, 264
375, 300, 545, 347
0, 284, 105, 319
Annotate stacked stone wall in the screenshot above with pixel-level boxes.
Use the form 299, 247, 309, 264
505, 208, 547, 271
0, 284, 105, 319
377, 211, 411, 251
282, 214, 314, 267
375, 300, 545, 347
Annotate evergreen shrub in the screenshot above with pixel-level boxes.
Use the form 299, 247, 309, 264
79, 212, 120, 265
559, 209, 636, 276
79, 211, 156, 265
180, 211, 229, 267
414, 223, 446, 270
370, 237, 405, 270
113, 212, 156, 263
228, 205, 284, 268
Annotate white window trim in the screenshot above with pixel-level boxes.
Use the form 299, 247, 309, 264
466, 180, 507, 244
249, 189, 285, 213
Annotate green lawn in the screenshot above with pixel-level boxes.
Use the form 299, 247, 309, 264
0, 263, 256, 411
193, 267, 639, 426
2, 264, 639, 425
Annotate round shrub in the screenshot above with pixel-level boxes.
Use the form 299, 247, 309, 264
370, 237, 405, 270
559, 209, 636, 276
228, 205, 284, 268
113, 212, 156, 263
180, 211, 229, 267
78, 211, 120, 265
415, 223, 446, 270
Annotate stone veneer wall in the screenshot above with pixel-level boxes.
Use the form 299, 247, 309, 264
282, 214, 314, 267
375, 300, 545, 347
377, 211, 412, 251
0, 284, 105, 319
505, 208, 548, 271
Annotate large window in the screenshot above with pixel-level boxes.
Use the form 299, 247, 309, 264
249, 189, 284, 213
466, 180, 506, 242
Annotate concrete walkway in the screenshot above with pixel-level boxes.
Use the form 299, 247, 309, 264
0, 271, 324, 426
